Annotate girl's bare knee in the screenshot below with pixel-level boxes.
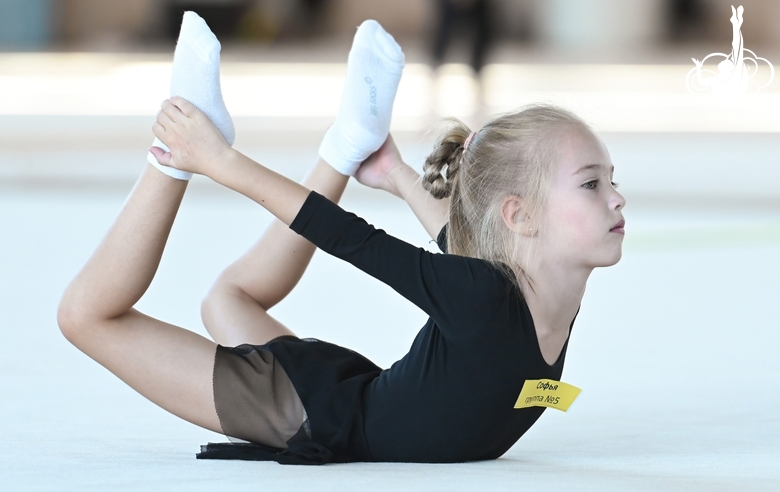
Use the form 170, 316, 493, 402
201, 278, 256, 341
201, 292, 220, 340
56, 290, 96, 346
56, 300, 81, 344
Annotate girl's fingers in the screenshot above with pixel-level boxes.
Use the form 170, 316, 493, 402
160, 99, 184, 121
149, 145, 172, 166
168, 96, 197, 118
156, 108, 175, 129
152, 121, 166, 140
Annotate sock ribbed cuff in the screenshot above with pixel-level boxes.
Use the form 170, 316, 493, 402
147, 138, 193, 181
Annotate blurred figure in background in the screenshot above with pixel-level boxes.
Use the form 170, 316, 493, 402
163, 0, 330, 44
666, 0, 711, 43
164, 0, 254, 41
297, 0, 329, 39
429, 0, 494, 127
431, 0, 492, 75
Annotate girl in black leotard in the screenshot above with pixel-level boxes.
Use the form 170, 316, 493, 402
58, 17, 625, 465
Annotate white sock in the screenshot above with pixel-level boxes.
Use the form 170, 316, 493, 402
148, 11, 235, 181
318, 20, 405, 176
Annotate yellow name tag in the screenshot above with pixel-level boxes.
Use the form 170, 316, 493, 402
513, 379, 582, 412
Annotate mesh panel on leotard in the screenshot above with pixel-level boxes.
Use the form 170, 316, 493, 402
213, 344, 308, 449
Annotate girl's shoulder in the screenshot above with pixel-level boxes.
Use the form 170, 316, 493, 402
436, 223, 521, 297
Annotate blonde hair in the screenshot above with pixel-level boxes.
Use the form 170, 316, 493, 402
421, 102, 592, 294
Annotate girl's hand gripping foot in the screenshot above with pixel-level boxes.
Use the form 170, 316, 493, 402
150, 96, 232, 178
148, 11, 234, 181
354, 134, 406, 197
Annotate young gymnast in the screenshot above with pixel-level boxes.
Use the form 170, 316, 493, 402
57, 13, 625, 465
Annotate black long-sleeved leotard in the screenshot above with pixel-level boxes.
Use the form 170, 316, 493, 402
270, 190, 576, 463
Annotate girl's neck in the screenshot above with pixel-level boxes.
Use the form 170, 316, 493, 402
521, 260, 590, 336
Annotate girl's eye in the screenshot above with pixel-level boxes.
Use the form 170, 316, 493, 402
582, 180, 598, 190
611, 181, 619, 189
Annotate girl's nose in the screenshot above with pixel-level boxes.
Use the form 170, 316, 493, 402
612, 189, 626, 210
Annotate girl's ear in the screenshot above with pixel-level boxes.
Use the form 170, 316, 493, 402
501, 195, 535, 236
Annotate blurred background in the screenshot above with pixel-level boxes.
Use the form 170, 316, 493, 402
1, 1, 779, 490
2, 0, 777, 54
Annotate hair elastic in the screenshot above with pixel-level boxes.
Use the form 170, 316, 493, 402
463, 131, 476, 151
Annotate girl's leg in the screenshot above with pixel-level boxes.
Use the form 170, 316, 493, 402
58, 164, 221, 434
202, 20, 404, 347
201, 159, 348, 346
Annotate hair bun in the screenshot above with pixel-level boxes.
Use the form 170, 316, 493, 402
422, 119, 471, 199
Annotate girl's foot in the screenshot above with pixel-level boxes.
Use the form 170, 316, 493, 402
147, 11, 235, 181
318, 20, 405, 177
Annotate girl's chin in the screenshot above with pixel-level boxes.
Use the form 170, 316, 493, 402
591, 249, 623, 268
605, 249, 623, 267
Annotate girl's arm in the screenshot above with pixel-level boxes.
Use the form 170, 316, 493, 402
355, 135, 450, 241
151, 97, 310, 225
152, 97, 445, 241
151, 98, 505, 340
211, 151, 310, 226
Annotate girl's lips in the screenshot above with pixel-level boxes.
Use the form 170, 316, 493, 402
610, 219, 625, 234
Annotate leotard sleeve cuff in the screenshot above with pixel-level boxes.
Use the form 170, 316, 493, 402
289, 190, 322, 236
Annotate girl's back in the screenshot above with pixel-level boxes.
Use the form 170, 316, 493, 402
275, 191, 576, 463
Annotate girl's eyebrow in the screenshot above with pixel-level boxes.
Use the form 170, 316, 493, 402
572, 163, 614, 175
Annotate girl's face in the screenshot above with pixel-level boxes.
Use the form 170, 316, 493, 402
537, 128, 626, 269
